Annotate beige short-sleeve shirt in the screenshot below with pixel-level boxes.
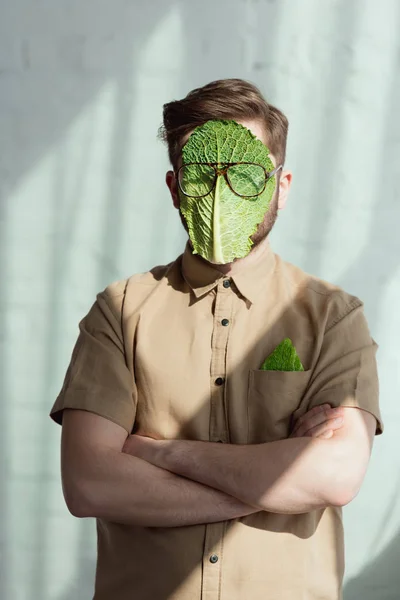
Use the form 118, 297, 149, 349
50, 241, 383, 600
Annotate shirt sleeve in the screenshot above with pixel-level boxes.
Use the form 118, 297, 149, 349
49, 284, 137, 434
299, 295, 383, 435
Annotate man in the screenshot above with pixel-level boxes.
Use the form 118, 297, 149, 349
50, 78, 383, 600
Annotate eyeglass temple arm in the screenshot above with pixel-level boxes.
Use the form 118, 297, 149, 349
268, 164, 283, 178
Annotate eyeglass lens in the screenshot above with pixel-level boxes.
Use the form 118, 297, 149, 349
179, 164, 268, 197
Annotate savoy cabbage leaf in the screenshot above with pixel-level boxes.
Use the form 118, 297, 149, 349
260, 338, 305, 372
180, 119, 277, 263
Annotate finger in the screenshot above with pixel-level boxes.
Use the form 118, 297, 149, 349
292, 406, 344, 437
318, 429, 333, 439
291, 404, 331, 435
293, 417, 344, 437
291, 404, 332, 434
302, 417, 344, 439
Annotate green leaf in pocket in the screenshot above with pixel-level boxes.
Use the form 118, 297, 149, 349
260, 338, 304, 372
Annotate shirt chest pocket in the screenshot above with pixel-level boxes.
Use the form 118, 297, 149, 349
247, 369, 311, 443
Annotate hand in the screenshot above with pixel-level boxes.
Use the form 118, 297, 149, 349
290, 404, 345, 439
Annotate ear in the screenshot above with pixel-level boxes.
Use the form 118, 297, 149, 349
277, 168, 292, 210
166, 170, 180, 209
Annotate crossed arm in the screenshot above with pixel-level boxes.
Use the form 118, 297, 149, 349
123, 406, 375, 514
62, 409, 258, 527
62, 404, 376, 527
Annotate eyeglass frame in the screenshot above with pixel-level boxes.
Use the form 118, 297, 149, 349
175, 161, 283, 199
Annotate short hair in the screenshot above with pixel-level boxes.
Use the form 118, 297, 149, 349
158, 78, 289, 170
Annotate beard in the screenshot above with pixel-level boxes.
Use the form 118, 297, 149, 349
178, 188, 280, 264
249, 192, 279, 248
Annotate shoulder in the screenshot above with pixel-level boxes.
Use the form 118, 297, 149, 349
275, 255, 365, 331
97, 256, 182, 318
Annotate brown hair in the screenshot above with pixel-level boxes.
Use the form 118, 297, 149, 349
158, 78, 289, 170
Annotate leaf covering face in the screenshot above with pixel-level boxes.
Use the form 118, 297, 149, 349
179, 119, 277, 264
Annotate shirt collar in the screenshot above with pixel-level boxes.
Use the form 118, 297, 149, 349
181, 239, 276, 304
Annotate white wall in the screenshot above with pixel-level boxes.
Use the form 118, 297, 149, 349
1, 1, 399, 598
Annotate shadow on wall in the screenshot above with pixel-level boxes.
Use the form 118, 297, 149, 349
336, 8, 400, 326
344, 527, 400, 600
53, 520, 97, 600
298, 0, 400, 328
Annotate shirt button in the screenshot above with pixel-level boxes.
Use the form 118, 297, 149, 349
210, 554, 219, 564
215, 377, 225, 386
221, 318, 229, 326
223, 279, 231, 288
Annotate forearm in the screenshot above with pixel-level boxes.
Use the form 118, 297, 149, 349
74, 447, 259, 527
150, 437, 348, 514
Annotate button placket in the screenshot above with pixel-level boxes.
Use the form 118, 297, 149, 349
201, 281, 234, 599
202, 520, 226, 600
209, 280, 234, 445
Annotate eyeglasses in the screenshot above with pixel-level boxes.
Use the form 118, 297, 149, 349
176, 162, 283, 199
